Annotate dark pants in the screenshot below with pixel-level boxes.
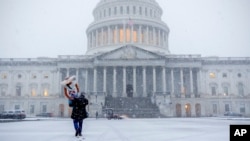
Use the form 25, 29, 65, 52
73, 119, 83, 133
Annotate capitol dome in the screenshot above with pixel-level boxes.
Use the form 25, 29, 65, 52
86, 0, 170, 55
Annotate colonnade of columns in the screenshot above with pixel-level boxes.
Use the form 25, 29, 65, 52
60, 66, 200, 98
87, 23, 168, 49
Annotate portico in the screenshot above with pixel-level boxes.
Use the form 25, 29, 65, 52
59, 46, 201, 99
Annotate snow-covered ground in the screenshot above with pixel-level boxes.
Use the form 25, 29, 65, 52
0, 117, 249, 141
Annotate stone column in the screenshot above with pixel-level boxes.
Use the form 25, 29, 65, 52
123, 66, 126, 97
163, 32, 166, 47
91, 31, 94, 48
85, 69, 88, 93
101, 28, 104, 46
153, 27, 156, 45
96, 29, 98, 47
171, 68, 174, 96
57, 69, 61, 97
162, 67, 166, 93
180, 68, 184, 97
131, 24, 133, 43
158, 29, 161, 46
115, 26, 118, 44
133, 66, 137, 97
66, 68, 69, 77
87, 33, 90, 49
139, 25, 142, 44
198, 69, 202, 95
76, 68, 79, 82
146, 26, 149, 44
143, 66, 146, 96
123, 23, 126, 43
93, 68, 97, 94
113, 67, 117, 97
153, 67, 156, 95
103, 67, 107, 94
108, 26, 111, 45
190, 68, 194, 96
161, 30, 164, 46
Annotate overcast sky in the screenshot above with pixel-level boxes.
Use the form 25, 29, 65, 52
0, 0, 250, 58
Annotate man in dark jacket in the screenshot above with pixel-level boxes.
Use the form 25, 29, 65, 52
64, 91, 89, 137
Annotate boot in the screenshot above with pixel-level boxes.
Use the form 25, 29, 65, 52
75, 130, 79, 137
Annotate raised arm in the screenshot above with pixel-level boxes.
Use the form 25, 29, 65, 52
75, 83, 80, 93
64, 87, 73, 100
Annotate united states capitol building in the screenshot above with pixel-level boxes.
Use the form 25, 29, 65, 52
0, 0, 250, 118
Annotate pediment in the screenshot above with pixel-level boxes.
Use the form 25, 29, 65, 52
96, 45, 164, 60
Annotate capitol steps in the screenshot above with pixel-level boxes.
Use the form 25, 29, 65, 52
103, 97, 162, 118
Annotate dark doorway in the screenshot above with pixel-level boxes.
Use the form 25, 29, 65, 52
176, 104, 182, 117
126, 84, 133, 97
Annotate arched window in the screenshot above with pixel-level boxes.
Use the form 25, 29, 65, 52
30, 83, 38, 96
222, 82, 230, 96
209, 83, 218, 96
238, 83, 244, 96
0, 84, 7, 96
42, 83, 50, 97
223, 86, 229, 96
16, 84, 22, 96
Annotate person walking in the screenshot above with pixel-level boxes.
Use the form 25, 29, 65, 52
64, 91, 89, 137
95, 111, 98, 119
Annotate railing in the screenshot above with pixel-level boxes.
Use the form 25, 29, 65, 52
88, 91, 106, 96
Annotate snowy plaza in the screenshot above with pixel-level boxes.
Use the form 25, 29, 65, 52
0, 117, 249, 141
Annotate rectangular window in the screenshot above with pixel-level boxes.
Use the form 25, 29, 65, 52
120, 6, 123, 14
44, 75, 49, 79
31, 89, 36, 96
114, 7, 117, 15
133, 6, 136, 14
127, 6, 129, 14
16, 85, 21, 96
32, 74, 36, 79
42, 105, 47, 113
43, 89, 48, 97
30, 105, 35, 114
238, 83, 244, 96
225, 104, 230, 112
213, 104, 217, 114
222, 73, 227, 78
211, 87, 216, 95
240, 103, 245, 114
223, 87, 228, 96
0, 105, 4, 113
15, 105, 20, 110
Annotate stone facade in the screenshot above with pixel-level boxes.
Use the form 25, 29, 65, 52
0, 0, 250, 117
